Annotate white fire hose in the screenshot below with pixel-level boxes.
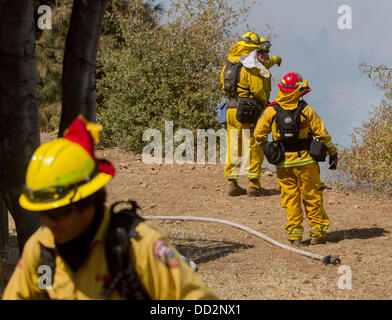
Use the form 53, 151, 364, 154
143, 215, 341, 266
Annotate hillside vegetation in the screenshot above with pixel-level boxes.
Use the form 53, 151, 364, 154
339, 64, 392, 197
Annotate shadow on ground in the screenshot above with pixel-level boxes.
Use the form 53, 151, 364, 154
263, 188, 281, 196
171, 237, 254, 264
228, 188, 280, 198
326, 227, 389, 243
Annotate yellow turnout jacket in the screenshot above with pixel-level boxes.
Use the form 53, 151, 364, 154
254, 81, 337, 168
220, 43, 281, 107
3, 208, 218, 300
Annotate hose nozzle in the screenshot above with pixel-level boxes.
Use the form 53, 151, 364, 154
323, 255, 341, 265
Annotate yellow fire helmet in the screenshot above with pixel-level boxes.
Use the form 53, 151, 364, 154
19, 115, 115, 212
237, 31, 262, 48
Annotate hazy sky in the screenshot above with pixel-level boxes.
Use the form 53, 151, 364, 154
159, 0, 391, 147
247, 0, 392, 146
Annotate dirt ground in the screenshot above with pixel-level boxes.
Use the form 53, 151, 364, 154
1, 132, 392, 299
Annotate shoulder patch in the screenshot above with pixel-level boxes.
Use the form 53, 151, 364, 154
300, 119, 309, 128
153, 239, 180, 269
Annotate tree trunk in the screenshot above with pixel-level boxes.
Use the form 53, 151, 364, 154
0, 198, 8, 250
59, 0, 108, 136
0, 0, 42, 252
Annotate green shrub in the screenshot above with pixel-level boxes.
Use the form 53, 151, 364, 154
339, 64, 392, 196
96, 0, 252, 152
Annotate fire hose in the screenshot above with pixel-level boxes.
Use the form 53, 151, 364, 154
143, 215, 341, 266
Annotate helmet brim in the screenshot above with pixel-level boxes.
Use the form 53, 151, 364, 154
19, 171, 112, 212
277, 83, 297, 93
236, 40, 260, 48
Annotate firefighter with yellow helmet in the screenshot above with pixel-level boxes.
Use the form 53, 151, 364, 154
220, 32, 282, 197
254, 72, 338, 246
3, 116, 218, 300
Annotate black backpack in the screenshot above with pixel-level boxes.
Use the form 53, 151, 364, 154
223, 59, 243, 97
263, 100, 311, 159
101, 201, 150, 300
272, 100, 308, 144
270, 100, 327, 161
39, 201, 150, 300
223, 59, 262, 124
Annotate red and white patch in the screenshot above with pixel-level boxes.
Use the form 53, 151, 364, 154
153, 239, 179, 269
300, 119, 309, 129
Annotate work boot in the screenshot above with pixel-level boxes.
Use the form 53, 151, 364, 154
247, 186, 266, 197
247, 178, 265, 197
310, 236, 326, 245
289, 239, 303, 247
227, 181, 247, 196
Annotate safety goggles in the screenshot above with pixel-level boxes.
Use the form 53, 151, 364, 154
22, 162, 99, 204
257, 41, 272, 52
279, 81, 302, 90
23, 183, 80, 203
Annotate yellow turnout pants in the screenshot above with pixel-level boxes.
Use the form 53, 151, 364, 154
276, 162, 330, 240
224, 108, 263, 186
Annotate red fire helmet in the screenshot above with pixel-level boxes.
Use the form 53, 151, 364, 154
278, 72, 303, 92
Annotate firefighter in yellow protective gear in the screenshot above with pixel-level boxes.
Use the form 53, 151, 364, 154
3, 116, 218, 300
254, 73, 338, 246
220, 32, 282, 197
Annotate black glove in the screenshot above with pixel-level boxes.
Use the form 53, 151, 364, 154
328, 153, 338, 170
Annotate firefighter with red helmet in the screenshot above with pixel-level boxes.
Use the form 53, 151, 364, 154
254, 72, 338, 246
